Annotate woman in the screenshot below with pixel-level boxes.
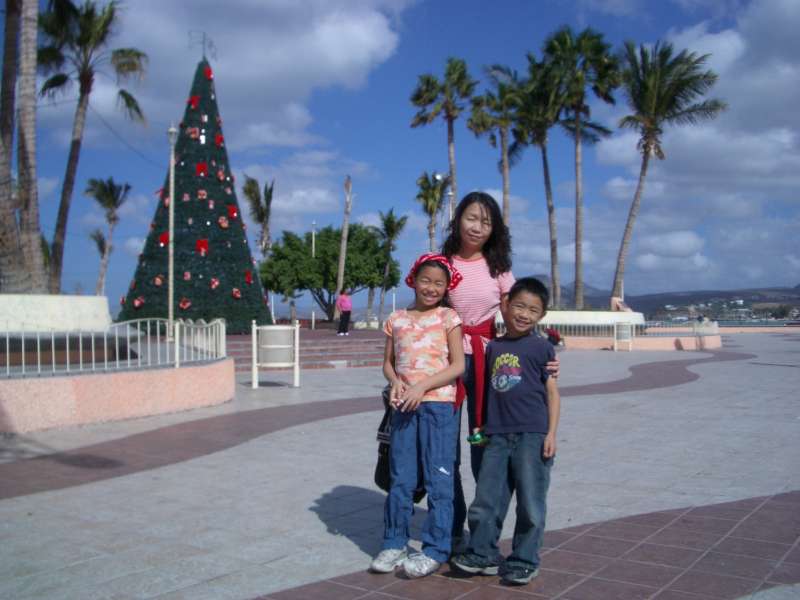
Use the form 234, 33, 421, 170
336, 289, 352, 336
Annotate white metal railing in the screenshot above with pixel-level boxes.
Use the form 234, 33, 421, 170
534, 320, 719, 339
1, 318, 226, 379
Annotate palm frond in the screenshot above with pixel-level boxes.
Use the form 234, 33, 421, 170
242, 175, 266, 224
89, 229, 106, 255
40, 73, 70, 98
116, 89, 145, 123
111, 48, 148, 81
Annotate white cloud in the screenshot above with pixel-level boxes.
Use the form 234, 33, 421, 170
639, 230, 705, 257
118, 193, 157, 224
38, 177, 59, 199
636, 251, 711, 271
123, 237, 146, 257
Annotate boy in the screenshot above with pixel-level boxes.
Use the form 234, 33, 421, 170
451, 277, 560, 585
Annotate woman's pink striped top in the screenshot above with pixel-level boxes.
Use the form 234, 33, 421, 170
448, 255, 515, 354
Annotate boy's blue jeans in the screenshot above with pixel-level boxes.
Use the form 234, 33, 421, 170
382, 401, 459, 563
453, 355, 513, 546
467, 432, 552, 569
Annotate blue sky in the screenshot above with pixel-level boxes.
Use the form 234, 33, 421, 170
31, 0, 800, 316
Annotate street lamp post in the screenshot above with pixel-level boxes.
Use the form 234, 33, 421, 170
311, 220, 316, 258
167, 123, 178, 337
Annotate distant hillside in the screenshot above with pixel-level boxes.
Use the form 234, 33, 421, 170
531, 274, 800, 316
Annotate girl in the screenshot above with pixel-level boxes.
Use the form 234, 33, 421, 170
335, 289, 352, 335
369, 253, 466, 578
442, 192, 559, 549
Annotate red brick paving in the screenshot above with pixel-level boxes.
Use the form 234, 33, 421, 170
257, 492, 800, 599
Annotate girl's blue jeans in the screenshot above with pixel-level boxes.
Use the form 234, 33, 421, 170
468, 432, 552, 569
382, 401, 459, 563
453, 355, 514, 547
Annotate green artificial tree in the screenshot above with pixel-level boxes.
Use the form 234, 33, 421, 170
119, 59, 270, 333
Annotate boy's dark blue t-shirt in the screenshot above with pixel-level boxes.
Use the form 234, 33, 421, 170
483, 333, 555, 434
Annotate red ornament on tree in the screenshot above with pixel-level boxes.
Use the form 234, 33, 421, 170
197, 189, 207, 200
232, 288, 242, 299
120, 296, 126, 306
218, 215, 229, 229
204, 65, 214, 80
187, 126, 200, 139
245, 270, 253, 285
158, 232, 169, 247
195, 239, 209, 256
153, 274, 164, 287
196, 161, 208, 177
208, 199, 215, 210
216, 168, 225, 181
183, 271, 192, 281
226, 205, 238, 219
188, 95, 200, 109
214, 133, 224, 147
179, 297, 192, 310
210, 277, 220, 290
182, 192, 190, 202
133, 296, 145, 309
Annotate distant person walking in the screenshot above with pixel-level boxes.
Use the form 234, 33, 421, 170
336, 289, 352, 336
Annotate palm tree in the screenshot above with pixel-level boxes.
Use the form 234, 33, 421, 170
468, 65, 523, 226
415, 171, 449, 252
377, 208, 408, 323
39, 0, 147, 293
544, 26, 619, 309
242, 175, 275, 259
510, 55, 567, 308
85, 176, 130, 295
334, 175, 353, 319
17, 0, 46, 292
0, 0, 24, 292
411, 57, 477, 217
611, 41, 726, 299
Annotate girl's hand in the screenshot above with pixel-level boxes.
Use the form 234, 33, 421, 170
545, 355, 560, 379
390, 381, 407, 408
399, 383, 426, 412
543, 432, 556, 458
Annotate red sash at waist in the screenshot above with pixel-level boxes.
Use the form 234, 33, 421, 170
455, 316, 496, 427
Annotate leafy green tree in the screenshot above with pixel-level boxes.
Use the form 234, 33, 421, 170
510, 55, 567, 307
611, 41, 726, 299
85, 176, 130, 295
39, 0, 147, 293
411, 57, 477, 215
261, 223, 399, 321
377, 208, 408, 323
415, 171, 449, 252
544, 26, 619, 309
468, 65, 523, 226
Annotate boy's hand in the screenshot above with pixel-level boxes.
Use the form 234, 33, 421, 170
390, 381, 407, 408
545, 355, 560, 379
399, 383, 426, 412
543, 432, 557, 458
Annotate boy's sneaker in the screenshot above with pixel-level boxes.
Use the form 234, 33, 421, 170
402, 552, 440, 578
501, 565, 540, 585
451, 553, 500, 575
369, 548, 408, 573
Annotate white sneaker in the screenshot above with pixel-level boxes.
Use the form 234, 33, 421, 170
370, 548, 408, 573
402, 552, 440, 578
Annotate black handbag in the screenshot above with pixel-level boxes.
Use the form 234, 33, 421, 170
374, 385, 426, 504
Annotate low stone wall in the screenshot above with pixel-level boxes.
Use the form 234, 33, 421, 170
0, 358, 234, 434
563, 335, 722, 351
718, 327, 798, 334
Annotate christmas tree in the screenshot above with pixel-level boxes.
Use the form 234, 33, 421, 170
119, 59, 270, 333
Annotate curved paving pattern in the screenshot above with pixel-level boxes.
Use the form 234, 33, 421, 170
260, 491, 800, 600
0, 350, 755, 501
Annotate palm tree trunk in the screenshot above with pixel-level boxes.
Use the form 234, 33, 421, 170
447, 117, 457, 219
378, 257, 390, 323
0, 0, 25, 292
541, 143, 560, 308
16, 0, 46, 293
49, 89, 90, 293
96, 223, 114, 296
290, 299, 297, 323
366, 287, 375, 322
500, 126, 510, 226
428, 215, 437, 252
334, 178, 352, 319
612, 151, 650, 299
573, 114, 584, 310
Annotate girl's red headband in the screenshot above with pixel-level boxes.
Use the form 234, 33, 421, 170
405, 253, 463, 291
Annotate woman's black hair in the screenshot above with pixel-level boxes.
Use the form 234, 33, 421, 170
442, 191, 512, 278
412, 260, 452, 308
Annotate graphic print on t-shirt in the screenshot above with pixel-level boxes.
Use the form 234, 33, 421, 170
491, 352, 522, 393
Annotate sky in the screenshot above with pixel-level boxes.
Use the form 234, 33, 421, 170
28, 0, 800, 316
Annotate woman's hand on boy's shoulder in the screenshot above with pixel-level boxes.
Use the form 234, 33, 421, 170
545, 354, 560, 379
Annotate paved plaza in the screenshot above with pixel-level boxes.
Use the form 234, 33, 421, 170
0, 332, 798, 599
